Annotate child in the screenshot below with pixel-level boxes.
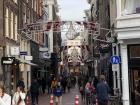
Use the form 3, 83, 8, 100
53, 82, 63, 105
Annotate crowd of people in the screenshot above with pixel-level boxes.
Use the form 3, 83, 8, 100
0, 74, 111, 105
0, 74, 77, 105
78, 74, 111, 105
28, 74, 77, 105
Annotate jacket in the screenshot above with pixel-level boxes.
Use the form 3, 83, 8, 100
53, 86, 62, 97
0, 93, 11, 105
12, 92, 26, 105
96, 81, 110, 101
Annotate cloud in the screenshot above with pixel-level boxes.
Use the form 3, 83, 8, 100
58, 0, 90, 21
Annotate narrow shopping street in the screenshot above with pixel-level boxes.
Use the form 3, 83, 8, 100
0, 0, 140, 105
39, 85, 84, 105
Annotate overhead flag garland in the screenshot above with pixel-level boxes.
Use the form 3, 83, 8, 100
20, 20, 113, 44
22, 21, 99, 33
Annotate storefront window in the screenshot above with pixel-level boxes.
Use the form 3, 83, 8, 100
129, 45, 140, 58
121, 0, 140, 15
130, 70, 140, 105
128, 45, 140, 105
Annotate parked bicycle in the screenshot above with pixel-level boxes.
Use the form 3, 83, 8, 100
108, 88, 122, 105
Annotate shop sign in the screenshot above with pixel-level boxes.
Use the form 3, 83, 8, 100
25, 56, 33, 61
39, 47, 48, 52
42, 51, 51, 59
1, 57, 15, 65
20, 51, 28, 55
10, 47, 20, 56
112, 64, 119, 71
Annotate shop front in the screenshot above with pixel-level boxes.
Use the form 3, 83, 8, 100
128, 45, 140, 105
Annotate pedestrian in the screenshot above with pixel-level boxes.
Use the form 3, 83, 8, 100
17, 78, 25, 89
79, 80, 84, 101
37, 77, 42, 95
96, 75, 110, 105
30, 79, 39, 105
47, 77, 52, 94
0, 85, 11, 105
12, 86, 26, 105
61, 77, 67, 93
41, 78, 46, 94
53, 83, 63, 105
85, 81, 95, 105
51, 77, 58, 93
93, 76, 99, 89
67, 77, 71, 92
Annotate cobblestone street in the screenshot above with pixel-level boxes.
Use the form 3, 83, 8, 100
38, 86, 84, 105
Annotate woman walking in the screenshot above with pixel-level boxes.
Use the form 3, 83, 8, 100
12, 86, 26, 105
0, 85, 11, 105
53, 83, 63, 105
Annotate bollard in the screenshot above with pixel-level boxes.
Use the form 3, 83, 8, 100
50, 95, 54, 105
50, 95, 53, 100
75, 95, 79, 105
75, 95, 79, 100
50, 100, 54, 105
75, 100, 79, 105
95, 98, 98, 105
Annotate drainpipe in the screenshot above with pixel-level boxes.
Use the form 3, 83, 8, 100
90, 4, 94, 76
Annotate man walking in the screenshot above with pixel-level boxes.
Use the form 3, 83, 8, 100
30, 78, 40, 105
96, 75, 110, 105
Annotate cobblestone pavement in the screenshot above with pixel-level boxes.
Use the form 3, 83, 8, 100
38, 85, 84, 105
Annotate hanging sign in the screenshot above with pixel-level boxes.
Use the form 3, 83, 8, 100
1, 57, 15, 65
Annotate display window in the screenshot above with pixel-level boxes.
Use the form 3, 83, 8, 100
121, 0, 140, 15
128, 45, 140, 105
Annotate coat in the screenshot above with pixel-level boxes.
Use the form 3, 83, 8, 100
12, 92, 26, 105
0, 93, 11, 105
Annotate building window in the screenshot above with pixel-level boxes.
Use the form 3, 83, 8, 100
34, 0, 37, 12
121, 0, 140, 15
32, 0, 34, 9
14, 15, 18, 40
5, 8, 9, 37
11, 12, 14, 39
129, 45, 140, 58
27, 8, 30, 24
23, 3, 26, 24
130, 69, 140, 105
5, 9, 17, 41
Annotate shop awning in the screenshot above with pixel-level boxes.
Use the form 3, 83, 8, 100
16, 58, 38, 66
25, 62, 38, 66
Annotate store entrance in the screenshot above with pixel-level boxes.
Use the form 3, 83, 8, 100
129, 68, 140, 105
128, 45, 140, 105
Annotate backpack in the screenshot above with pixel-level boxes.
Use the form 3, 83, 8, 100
25, 91, 31, 105
79, 86, 83, 93
54, 87, 62, 97
85, 88, 90, 94
52, 81, 57, 88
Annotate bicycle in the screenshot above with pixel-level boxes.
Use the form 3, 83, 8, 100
108, 95, 122, 105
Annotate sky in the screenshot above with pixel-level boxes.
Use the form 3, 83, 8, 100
58, 0, 90, 21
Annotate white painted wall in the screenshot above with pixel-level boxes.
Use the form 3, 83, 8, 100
120, 44, 130, 105
112, 1, 140, 105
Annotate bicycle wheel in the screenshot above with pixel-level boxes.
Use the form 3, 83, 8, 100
109, 101, 118, 105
